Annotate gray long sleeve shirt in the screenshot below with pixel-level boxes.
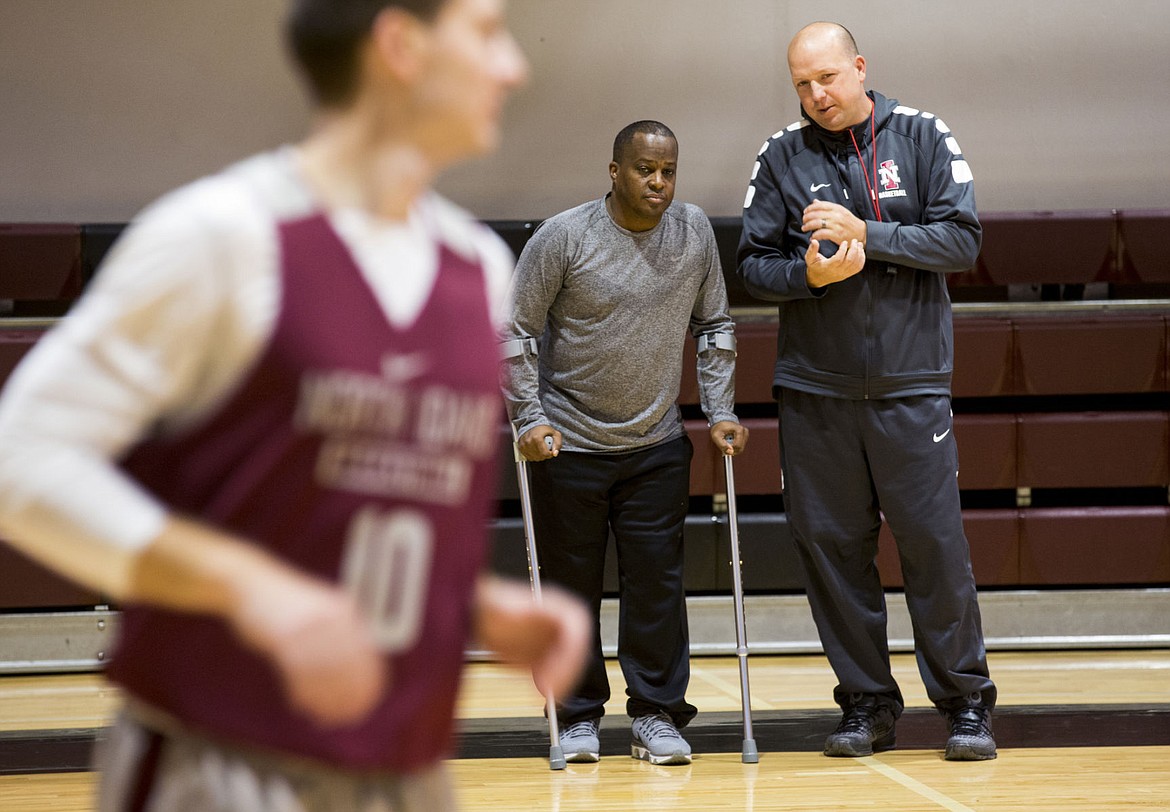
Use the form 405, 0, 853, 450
502, 197, 737, 452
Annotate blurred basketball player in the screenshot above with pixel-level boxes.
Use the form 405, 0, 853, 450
0, 1, 589, 809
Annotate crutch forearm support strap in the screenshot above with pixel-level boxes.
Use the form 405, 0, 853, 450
696, 332, 737, 355
500, 337, 538, 359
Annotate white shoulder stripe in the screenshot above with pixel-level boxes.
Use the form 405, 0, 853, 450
951, 160, 973, 184
945, 137, 962, 156
761, 120, 808, 154
744, 186, 757, 209
750, 161, 761, 181
894, 106, 953, 134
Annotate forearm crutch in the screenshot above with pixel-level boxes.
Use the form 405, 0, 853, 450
513, 431, 567, 770
724, 448, 759, 763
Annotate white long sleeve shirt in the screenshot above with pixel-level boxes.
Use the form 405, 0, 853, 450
0, 148, 513, 597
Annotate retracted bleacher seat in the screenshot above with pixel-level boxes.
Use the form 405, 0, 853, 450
1118, 209, 1170, 283
0, 223, 83, 304
953, 317, 1014, 397
1014, 315, 1167, 395
1018, 412, 1170, 490
0, 226, 97, 611
954, 414, 1017, 490
0, 544, 102, 608
731, 321, 781, 405
1, 324, 105, 610
976, 210, 1116, 287
1019, 507, 1170, 585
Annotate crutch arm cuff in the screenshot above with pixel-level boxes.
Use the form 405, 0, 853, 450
500, 336, 538, 359
696, 332, 737, 355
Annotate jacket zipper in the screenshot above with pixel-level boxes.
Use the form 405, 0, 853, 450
841, 141, 873, 399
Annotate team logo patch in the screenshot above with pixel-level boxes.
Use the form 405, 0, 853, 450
877, 159, 907, 200
879, 160, 901, 190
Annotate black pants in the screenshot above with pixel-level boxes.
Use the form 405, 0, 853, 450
777, 389, 996, 716
527, 435, 697, 728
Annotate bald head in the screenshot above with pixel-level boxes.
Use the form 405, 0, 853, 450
786, 21, 870, 132
788, 22, 859, 64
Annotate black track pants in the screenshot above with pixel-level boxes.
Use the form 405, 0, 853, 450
777, 389, 996, 714
527, 435, 697, 728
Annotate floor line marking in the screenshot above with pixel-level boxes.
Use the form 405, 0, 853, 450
858, 756, 975, 812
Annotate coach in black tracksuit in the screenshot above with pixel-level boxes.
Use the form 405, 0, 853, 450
736, 22, 998, 761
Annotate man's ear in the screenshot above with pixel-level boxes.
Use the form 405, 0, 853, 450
609, 161, 619, 182
366, 7, 430, 83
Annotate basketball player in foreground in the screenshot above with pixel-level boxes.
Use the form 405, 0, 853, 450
0, 1, 589, 809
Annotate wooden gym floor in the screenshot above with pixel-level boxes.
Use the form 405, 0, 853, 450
1, 649, 1168, 810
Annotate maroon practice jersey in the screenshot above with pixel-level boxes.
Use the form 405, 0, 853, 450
111, 212, 502, 771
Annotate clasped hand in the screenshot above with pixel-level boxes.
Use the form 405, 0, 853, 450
801, 201, 867, 288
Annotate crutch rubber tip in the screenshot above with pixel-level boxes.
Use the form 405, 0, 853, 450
549, 745, 567, 770
742, 740, 759, 764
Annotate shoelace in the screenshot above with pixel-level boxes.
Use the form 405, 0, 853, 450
563, 720, 597, 737
838, 704, 882, 733
950, 708, 990, 737
638, 714, 682, 742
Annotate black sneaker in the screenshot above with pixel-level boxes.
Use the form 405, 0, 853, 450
824, 697, 897, 757
945, 705, 997, 761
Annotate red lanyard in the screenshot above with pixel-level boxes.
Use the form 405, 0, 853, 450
848, 106, 882, 222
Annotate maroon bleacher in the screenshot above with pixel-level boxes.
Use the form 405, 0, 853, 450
954, 414, 1016, 490
1118, 209, 1170, 283
0, 224, 84, 302
1017, 412, 1169, 490
5, 211, 1170, 606
678, 309, 1170, 588
1019, 507, 1170, 585
0, 544, 102, 608
975, 210, 1116, 287
1015, 314, 1166, 394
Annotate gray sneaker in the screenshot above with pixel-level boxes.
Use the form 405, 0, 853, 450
559, 718, 600, 763
631, 713, 692, 765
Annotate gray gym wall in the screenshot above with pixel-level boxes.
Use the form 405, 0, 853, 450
1, 0, 1166, 222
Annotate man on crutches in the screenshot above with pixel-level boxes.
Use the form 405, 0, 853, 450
501, 120, 747, 766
